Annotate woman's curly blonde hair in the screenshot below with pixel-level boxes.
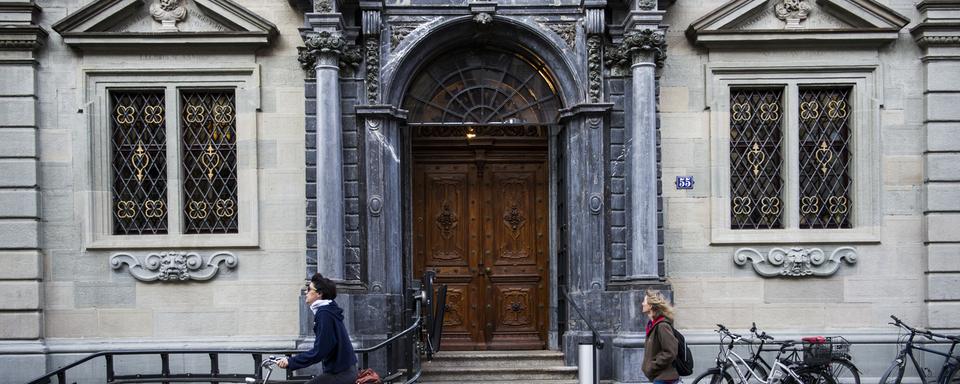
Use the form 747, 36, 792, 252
644, 289, 674, 321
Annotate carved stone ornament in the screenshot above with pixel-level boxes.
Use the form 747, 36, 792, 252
474, 12, 493, 25
587, 35, 602, 102
733, 247, 857, 277
110, 251, 238, 282
774, 0, 812, 28
313, 0, 333, 13
637, 0, 657, 10
150, 0, 187, 32
544, 22, 576, 47
297, 32, 361, 75
365, 36, 380, 103
605, 29, 667, 72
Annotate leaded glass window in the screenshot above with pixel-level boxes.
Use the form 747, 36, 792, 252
799, 87, 852, 228
730, 89, 784, 229
181, 90, 239, 234
110, 90, 168, 235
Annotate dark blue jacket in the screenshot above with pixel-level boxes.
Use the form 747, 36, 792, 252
288, 301, 357, 374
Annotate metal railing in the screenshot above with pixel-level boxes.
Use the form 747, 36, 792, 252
27, 273, 447, 384
561, 287, 604, 384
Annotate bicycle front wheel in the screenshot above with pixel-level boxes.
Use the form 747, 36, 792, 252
724, 360, 768, 384
878, 359, 906, 384
825, 358, 860, 384
692, 369, 734, 384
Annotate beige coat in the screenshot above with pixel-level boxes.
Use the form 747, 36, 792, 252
641, 320, 680, 381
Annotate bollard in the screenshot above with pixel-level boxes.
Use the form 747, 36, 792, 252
578, 342, 595, 384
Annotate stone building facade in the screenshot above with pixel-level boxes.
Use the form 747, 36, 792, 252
1, 0, 959, 381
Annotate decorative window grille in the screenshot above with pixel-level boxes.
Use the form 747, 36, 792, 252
180, 90, 239, 234
730, 89, 785, 229
110, 90, 168, 235
799, 87, 852, 228
403, 48, 560, 126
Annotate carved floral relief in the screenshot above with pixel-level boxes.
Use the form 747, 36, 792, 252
110, 251, 238, 282
733, 247, 857, 277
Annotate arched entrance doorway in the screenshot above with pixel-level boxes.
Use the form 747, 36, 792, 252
405, 47, 560, 350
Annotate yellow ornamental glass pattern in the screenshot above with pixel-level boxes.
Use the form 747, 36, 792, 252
180, 91, 239, 234
110, 90, 168, 235
799, 87, 852, 228
730, 89, 784, 229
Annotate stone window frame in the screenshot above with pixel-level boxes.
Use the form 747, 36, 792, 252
83, 68, 260, 249
707, 65, 882, 244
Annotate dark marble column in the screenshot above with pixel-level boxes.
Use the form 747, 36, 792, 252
302, 14, 348, 281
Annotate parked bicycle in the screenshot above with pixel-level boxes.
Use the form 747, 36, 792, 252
880, 315, 960, 384
692, 324, 859, 384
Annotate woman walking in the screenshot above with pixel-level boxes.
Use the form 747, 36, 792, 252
642, 289, 679, 384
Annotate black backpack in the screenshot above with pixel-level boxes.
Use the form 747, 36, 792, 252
671, 326, 694, 376
652, 320, 694, 376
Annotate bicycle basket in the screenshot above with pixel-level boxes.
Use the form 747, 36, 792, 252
802, 336, 851, 365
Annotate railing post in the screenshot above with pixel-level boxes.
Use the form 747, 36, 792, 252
105, 354, 114, 382
209, 353, 219, 384
160, 353, 170, 384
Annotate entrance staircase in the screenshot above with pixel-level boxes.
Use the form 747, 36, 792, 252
418, 350, 578, 383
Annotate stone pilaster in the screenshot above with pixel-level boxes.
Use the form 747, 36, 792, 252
912, 0, 960, 330
0, 0, 47, 381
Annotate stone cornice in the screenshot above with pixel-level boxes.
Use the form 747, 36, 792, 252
0, 25, 47, 50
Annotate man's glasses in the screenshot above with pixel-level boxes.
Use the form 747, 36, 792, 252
301, 284, 318, 295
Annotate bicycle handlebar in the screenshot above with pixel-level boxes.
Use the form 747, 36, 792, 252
889, 315, 960, 342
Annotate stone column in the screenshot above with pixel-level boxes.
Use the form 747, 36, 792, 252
609, 10, 668, 383
301, 17, 348, 282
912, 1, 960, 330
0, 1, 47, 381
624, 27, 666, 281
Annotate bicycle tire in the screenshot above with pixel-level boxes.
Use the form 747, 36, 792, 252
943, 365, 959, 384
724, 360, 768, 384
824, 358, 860, 384
878, 359, 906, 384
692, 368, 734, 384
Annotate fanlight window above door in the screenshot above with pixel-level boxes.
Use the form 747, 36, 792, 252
403, 48, 560, 126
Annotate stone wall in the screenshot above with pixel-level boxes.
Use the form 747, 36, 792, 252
0, 0, 310, 380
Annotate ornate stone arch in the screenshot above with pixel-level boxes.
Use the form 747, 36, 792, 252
381, 16, 584, 110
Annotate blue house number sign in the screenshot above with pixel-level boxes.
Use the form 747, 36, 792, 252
675, 176, 694, 190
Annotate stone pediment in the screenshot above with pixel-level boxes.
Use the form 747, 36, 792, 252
52, 0, 277, 49
686, 0, 909, 48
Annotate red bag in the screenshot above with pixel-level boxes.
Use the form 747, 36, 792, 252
355, 368, 382, 384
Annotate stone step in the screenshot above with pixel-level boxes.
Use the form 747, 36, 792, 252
419, 381, 579, 384
419, 351, 576, 382
423, 350, 566, 368
418, 366, 579, 382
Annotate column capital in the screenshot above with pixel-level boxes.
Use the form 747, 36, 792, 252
606, 28, 667, 72
297, 31, 361, 76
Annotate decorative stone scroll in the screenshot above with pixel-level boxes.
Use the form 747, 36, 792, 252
733, 246, 857, 277
110, 251, 238, 282
587, 35, 602, 102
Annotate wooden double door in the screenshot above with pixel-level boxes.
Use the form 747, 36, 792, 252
413, 145, 549, 350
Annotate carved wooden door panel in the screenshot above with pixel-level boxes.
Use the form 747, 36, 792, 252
413, 159, 548, 350
413, 163, 484, 350
483, 163, 548, 350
